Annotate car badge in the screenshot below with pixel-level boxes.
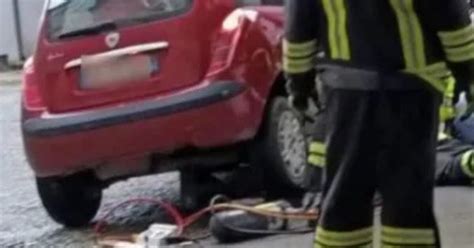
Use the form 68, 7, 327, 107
105, 32, 120, 49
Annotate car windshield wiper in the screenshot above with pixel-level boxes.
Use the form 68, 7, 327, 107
57, 21, 117, 39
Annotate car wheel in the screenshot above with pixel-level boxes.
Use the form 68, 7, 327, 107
253, 97, 311, 192
36, 171, 102, 228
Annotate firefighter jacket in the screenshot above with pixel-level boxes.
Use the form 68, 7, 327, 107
283, 0, 474, 97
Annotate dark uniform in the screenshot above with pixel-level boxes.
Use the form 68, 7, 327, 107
436, 133, 474, 186
283, 0, 474, 247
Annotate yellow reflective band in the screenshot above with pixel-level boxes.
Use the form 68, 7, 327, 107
322, 0, 338, 59
439, 76, 456, 121
419, 62, 449, 74
439, 105, 456, 122
283, 39, 318, 58
315, 227, 373, 247
420, 65, 453, 79
444, 42, 474, 62
283, 56, 316, 74
315, 243, 372, 248
310, 142, 327, 155
382, 226, 435, 245
382, 226, 435, 237
461, 150, 474, 178
438, 25, 474, 47
432, 69, 453, 79
416, 74, 449, 93
445, 76, 455, 97
382, 245, 435, 248
335, 0, 350, 60
416, 62, 453, 81
407, 62, 455, 93
322, 0, 350, 60
308, 155, 326, 168
390, 0, 426, 69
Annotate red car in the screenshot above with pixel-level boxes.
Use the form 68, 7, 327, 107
22, 0, 304, 227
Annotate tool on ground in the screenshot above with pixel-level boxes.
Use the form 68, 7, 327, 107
209, 200, 316, 243
95, 195, 318, 247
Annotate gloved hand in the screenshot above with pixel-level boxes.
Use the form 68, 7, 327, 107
301, 191, 321, 211
288, 94, 311, 112
286, 71, 317, 112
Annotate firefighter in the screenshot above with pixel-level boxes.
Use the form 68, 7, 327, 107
436, 67, 474, 186
283, 0, 474, 247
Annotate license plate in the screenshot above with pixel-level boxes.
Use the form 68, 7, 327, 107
80, 54, 157, 90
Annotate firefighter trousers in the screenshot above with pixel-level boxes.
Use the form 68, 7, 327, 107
314, 70, 441, 248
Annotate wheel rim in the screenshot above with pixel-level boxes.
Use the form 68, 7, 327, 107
277, 111, 307, 183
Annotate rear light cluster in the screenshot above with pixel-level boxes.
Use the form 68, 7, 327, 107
22, 57, 46, 111
207, 9, 257, 75
208, 36, 235, 74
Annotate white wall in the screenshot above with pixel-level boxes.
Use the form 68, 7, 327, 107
0, 0, 20, 62
18, 0, 46, 57
0, 0, 45, 63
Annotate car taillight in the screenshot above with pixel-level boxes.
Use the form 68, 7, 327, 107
207, 9, 255, 75
208, 38, 234, 74
22, 57, 45, 111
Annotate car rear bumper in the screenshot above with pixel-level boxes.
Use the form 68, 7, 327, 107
23, 81, 244, 137
23, 81, 262, 177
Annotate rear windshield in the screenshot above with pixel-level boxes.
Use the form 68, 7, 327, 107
46, 0, 192, 40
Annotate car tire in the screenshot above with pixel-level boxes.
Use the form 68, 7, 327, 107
36, 171, 102, 228
253, 97, 311, 192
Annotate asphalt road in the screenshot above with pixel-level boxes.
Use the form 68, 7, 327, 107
1, 80, 473, 248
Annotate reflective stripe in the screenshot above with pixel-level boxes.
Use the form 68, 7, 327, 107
440, 105, 456, 122
438, 25, 474, 47
283, 39, 318, 58
382, 245, 435, 248
382, 226, 436, 245
390, 0, 426, 69
322, 0, 338, 59
416, 74, 452, 93
315, 243, 372, 248
416, 62, 453, 79
408, 62, 455, 93
444, 42, 474, 62
443, 73, 455, 98
322, 0, 350, 60
439, 77, 456, 121
392, 0, 449, 92
461, 150, 474, 178
315, 226, 373, 247
308, 155, 326, 168
438, 25, 474, 62
335, 0, 350, 60
283, 55, 316, 74
310, 142, 327, 155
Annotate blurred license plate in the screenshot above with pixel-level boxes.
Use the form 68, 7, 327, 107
80, 54, 157, 90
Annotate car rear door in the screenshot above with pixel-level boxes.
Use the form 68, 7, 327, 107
34, 0, 231, 113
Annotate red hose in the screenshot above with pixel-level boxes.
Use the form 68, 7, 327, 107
94, 198, 185, 235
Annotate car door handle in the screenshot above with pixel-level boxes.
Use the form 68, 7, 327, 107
64, 41, 169, 70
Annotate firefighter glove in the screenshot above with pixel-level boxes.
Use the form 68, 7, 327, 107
286, 71, 316, 112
